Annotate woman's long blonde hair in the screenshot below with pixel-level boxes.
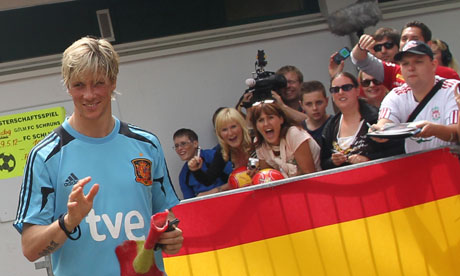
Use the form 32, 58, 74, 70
431, 39, 460, 74
214, 108, 252, 162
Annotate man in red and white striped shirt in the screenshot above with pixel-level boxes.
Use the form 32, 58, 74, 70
351, 21, 459, 91
373, 40, 459, 153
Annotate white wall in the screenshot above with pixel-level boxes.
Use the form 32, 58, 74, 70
116, 30, 353, 186
0, 2, 459, 275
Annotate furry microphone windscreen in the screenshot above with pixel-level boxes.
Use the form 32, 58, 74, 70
327, 0, 382, 36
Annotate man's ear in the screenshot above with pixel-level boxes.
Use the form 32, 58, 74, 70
299, 99, 305, 112
193, 140, 199, 148
110, 79, 117, 91
432, 58, 438, 73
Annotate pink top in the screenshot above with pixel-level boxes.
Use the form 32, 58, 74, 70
256, 126, 321, 178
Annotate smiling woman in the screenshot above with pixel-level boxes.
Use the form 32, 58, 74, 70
358, 70, 388, 108
188, 108, 254, 189
320, 72, 402, 170
250, 102, 321, 178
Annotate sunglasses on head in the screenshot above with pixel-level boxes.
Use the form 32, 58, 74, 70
361, 79, 382, 87
252, 99, 275, 107
373, 42, 395, 52
329, 84, 355, 93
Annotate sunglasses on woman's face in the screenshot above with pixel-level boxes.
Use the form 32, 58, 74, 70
329, 84, 355, 93
361, 79, 382, 87
373, 42, 395, 52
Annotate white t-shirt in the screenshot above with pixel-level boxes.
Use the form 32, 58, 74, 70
256, 126, 321, 177
379, 76, 459, 153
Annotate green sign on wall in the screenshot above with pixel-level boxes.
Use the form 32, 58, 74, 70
0, 106, 65, 179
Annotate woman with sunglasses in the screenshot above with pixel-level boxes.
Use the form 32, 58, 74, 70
358, 70, 388, 108
250, 101, 321, 178
321, 72, 398, 169
188, 108, 255, 189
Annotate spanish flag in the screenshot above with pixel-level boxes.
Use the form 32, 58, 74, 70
164, 147, 460, 276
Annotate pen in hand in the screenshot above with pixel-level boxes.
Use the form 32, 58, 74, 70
366, 122, 378, 132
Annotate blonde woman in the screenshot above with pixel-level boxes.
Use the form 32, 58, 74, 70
431, 39, 460, 74
188, 108, 255, 189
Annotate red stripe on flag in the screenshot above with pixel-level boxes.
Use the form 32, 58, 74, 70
169, 148, 460, 256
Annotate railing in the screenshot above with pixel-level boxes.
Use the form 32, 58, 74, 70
164, 146, 460, 276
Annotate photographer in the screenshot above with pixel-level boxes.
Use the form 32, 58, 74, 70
240, 53, 307, 123
273, 65, 308, 123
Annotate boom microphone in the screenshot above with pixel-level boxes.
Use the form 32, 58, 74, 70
327, 0, 382, 37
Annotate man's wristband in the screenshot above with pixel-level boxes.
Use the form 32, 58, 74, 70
58, 213, 81, 240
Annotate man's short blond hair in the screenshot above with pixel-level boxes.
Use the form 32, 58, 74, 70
61, 36, 119, 88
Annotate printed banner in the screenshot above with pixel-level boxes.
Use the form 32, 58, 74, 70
164, 148, 460, 276
0, 107, 65, 179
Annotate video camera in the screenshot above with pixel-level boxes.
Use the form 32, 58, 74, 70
243, 50, 287, 106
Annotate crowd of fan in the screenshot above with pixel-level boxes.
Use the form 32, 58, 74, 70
173, 20, 460, 199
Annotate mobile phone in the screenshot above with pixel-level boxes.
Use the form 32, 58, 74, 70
333, 47, 351, 65
196, 147, 201, 157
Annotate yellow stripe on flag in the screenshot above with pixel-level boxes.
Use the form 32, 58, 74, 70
165, 194, 460, 276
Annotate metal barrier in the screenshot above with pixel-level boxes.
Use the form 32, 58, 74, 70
164, 146, 460, 276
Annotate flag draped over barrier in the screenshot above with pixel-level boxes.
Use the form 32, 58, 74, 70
164, 147, 460, 276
